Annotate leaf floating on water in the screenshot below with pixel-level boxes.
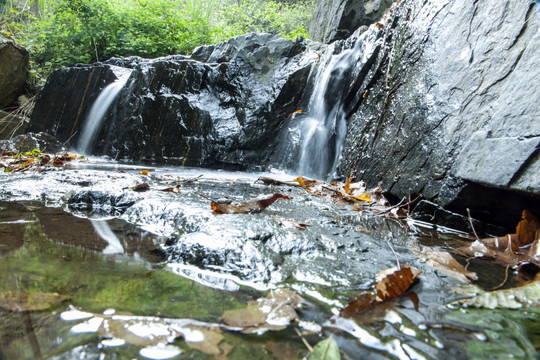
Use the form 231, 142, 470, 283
209, 193, 292, 214
308, 336, 341, 360
132, 183, 151, 192
221, 288, 303, 334
340, 266, 421, 320
139, 170, 150, 176
0, 291, 70, 311
410, 246, 477, 283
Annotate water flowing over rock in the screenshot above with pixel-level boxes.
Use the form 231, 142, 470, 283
29, 33, 313, 169
27, 0, 539, 226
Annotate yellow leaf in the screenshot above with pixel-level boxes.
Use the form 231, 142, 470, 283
353, 193, 372, 202
344, 177, 352, 195
139, 170, 150, 175
516, 210, 540, 246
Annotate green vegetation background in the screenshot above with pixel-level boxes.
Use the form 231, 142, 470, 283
0, 0, 314, 83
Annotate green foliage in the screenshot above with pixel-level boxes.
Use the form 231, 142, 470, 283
215, 0, 315, 41
1, 0, 314, 83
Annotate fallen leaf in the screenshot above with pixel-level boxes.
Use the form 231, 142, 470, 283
308, 336, 340, 360
160, 185, 180, 192
288, 110, 303, 118
211, 193, 292, 214
132, 183, 151, 192
340, 266, 421, 320
139, 170, 150, 176
271, 215, 310, 230
517, 210, 540, 246
221, 288, 303, 334
410, 246, 477, 283
375, 266, 421, 301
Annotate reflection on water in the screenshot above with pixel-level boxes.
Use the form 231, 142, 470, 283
1, 166, 539, 359
91, 220, 124, 255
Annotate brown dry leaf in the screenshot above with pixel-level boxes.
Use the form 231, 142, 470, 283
375, 266, 421, 301
221, 288, 303, 334
271, 215, 310, 230
517, 210, 540, 246
410, 246, 477, 283
255, 177, 299, 187
160, 185, 180, 192
0, 291, 70, 311
344, 177, 352, 195
340, 266, 421, 320
426, 250, 477, 283
211, 194, 291, 214
40, 154, 51, 166
132, 183, 151, 192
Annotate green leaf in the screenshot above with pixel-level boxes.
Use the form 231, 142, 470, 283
309, 336, 341, 360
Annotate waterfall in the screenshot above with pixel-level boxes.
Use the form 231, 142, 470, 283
294, 32, 376, 180
78, 73, 130, 155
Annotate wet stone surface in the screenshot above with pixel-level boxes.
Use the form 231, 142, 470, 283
0, 161, 538, 359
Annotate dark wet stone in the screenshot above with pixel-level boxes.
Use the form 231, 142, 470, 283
28, 33, 313, 170
309, 0, 394, 43
67, 190, 139, 216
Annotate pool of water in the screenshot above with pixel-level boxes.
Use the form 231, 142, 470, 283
1, 160, 539, 359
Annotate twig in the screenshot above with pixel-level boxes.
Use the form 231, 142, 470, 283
488, 264, 511, 291
386, 238, 401, 270
466, 208, 480, 241
294, 327, 313, 352
380, 194, 422, 214
180, 174, 203, 184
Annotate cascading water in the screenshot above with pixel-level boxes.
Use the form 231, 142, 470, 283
78, 71, 131, 154
294, 31, 378, 180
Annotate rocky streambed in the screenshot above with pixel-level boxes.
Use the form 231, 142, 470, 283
1, 157, 538, 359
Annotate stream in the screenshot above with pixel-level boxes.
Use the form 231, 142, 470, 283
1, 159, 538, 359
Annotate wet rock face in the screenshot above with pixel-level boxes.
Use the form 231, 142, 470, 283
0, 37, 29, 109
337, 0, 540, 225
309, 0, 394, 43
29, 33, 313, 169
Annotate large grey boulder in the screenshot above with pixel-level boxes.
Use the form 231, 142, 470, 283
337, 0, 540, 225
29, 33, 313, 168
0, 37, 29, 109
309, 0, 394, 43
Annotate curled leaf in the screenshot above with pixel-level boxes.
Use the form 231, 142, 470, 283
517, 210, 540, 246
211, 193, 292, 214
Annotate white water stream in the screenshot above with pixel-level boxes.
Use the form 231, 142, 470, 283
78, 71, 131, 154
296, 31, 377, 180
